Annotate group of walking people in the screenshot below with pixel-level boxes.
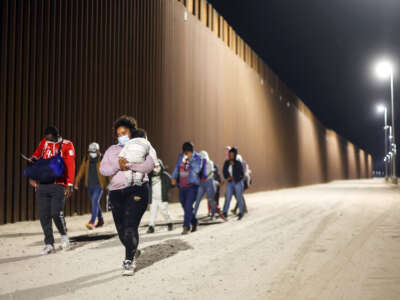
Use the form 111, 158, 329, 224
25, 115, 252, 276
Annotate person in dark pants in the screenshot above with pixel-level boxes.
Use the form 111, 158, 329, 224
171, 142, 204, 235
213, 163, 222, 208
74, 142, 109, 230
100, 115, 154, 276
29, 126, 76, 255
109, 185, 149, 261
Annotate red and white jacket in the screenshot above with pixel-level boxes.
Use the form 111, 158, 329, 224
31, 137, 76, 187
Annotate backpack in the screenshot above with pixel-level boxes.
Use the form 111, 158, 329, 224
24, 140, 66, 184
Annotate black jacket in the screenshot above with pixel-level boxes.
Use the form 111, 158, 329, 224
223, 160, 244, 183
149, 165, 174, 203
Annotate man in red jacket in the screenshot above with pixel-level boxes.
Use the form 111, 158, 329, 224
30, 126, 76, 255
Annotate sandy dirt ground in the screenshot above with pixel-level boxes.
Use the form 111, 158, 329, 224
1, 179, 400, 300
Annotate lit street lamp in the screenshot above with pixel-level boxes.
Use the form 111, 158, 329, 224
377, 104, 389, 180
375, 60, 397, 183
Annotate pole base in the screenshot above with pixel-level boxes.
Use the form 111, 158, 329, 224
391, 177, 398, 184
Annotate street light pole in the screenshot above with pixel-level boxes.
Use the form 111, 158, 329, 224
384, 106, 389, 180
390, 71, 397, 183
375, 59, 397, 183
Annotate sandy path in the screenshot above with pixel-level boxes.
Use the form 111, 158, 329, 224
0, 179, 400, 300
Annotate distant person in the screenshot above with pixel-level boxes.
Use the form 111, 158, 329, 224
28, 126, 75, 255
118, 128, 159, 186
222, 147, 245, 220
232, 154, 250, 215
100, 115, 155, 276
193, 151, 216, 219
171, 142, 204, 235
147, 159, 174, 233
211, 163, 224, 217
74, 142, 108, 230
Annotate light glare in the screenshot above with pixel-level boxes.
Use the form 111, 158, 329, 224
377, 104, 386, 113
375, 60, 393, 79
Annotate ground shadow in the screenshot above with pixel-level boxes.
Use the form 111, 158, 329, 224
136, 239, 192, 271
94, 232, 183, 250
69, 233, 117, 243
0, 232, 44, 239
0, 239, 192, 300
198, 221, 223, 226
0, 269, 121, 300
0, 254, 42, 265
28, 232, 117, 247
139, 215, 225, 228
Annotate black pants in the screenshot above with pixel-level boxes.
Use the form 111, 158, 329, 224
109, 184, 149, 261
214, 186, 220, 207
37, 184, 67, 245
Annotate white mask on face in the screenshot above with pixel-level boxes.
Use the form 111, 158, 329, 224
153, 165, 161, 175
118, 135, 130, 146
89, 153, 97, 159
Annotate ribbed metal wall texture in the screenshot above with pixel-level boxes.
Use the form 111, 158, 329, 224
0, 0, 372, 224
0, 0, 164, 224
159, 0, 372, 190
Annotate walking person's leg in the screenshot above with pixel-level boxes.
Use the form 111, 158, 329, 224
193, 183, 206, 218
242, 196, 248, 214
121, 185, 149, 275
205, 180, 216, 217
159, 201, 173, 230
234, 181, 245, 219
188, 186, 199, 231
87, 188, 97, 228
94, 187, 104, 225
147, 197, 159, 233
215, 186, 220, 207
38, 185, 55, 254
232, 198, 238, 215
223, 181, 234, 216
110, 190, 127, 248
179, 188, 189, 233
49, 184, 69, 249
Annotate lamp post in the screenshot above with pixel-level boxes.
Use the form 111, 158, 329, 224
377, 104, 389, 180
376, 60, 397, 183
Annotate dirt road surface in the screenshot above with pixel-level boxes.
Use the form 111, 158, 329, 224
1, 179, 400, 300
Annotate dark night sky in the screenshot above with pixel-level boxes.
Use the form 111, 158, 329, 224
209, 0, 400, 169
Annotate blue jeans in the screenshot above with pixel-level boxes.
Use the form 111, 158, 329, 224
88, 186, 103, 223
193, 179, 216, 217
179, 186, 198, 228
223, 181, 244, 215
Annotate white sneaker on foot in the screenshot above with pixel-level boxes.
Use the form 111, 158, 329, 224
122, 260, 136, 276
40, 244, 55, 255
60, 235, 70, 251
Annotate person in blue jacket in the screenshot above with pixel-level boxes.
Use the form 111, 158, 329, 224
171, 142, 204, 235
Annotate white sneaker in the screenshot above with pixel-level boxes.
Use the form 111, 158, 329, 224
122, 260, 136, 276
60, 235, 70, 251
40, 244, 55, 255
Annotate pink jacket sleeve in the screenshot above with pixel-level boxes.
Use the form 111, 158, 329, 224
99, 146, 120, 176
127, 155, 155, 174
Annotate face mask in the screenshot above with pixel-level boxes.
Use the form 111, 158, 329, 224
153, 165, 161, 175
118, 135, 130, 146
89, 153, 97, 159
